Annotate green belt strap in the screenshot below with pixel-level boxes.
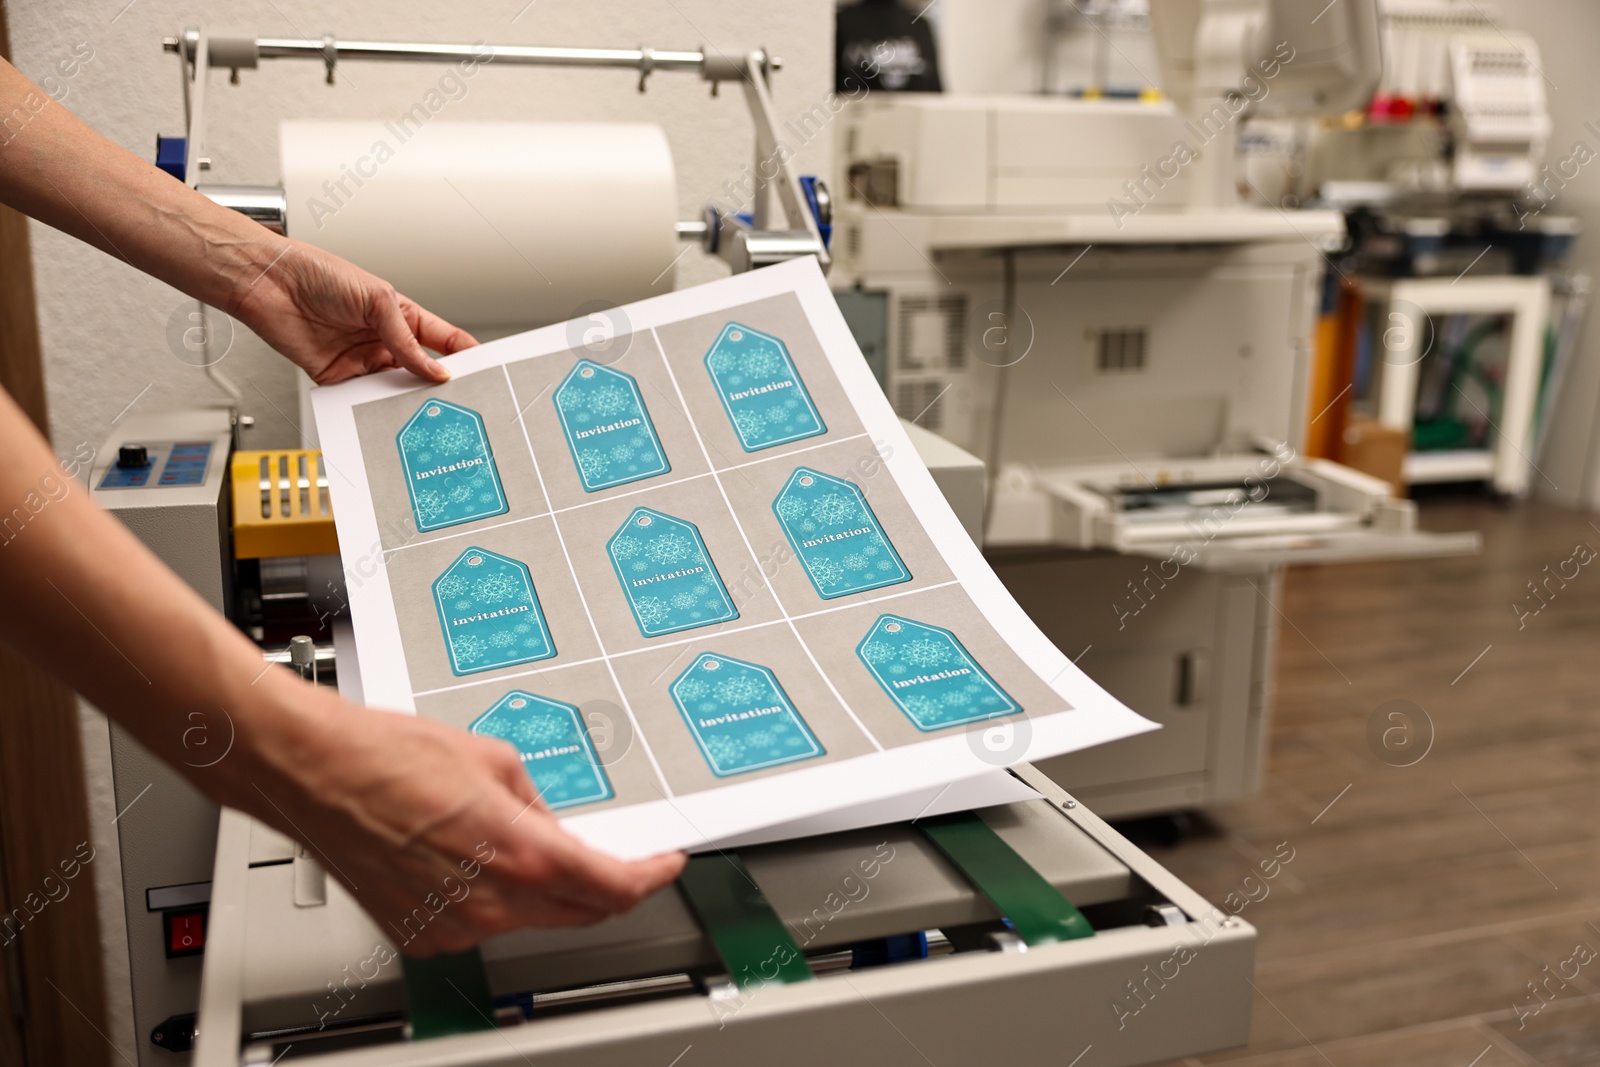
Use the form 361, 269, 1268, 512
678, 853, 814, 989
401, 947, 496, 1040
919, 810, 1095, 946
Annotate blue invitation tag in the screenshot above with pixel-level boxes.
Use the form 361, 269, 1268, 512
553, 359, 670, 491
432, 547, 555, 675
607, 508, 738, 637
470, 692, 613, 809
396, 399, 509, 531
857, 615, 1021, 731
704, 322, 826, 451
670, 653, 824, 776
772, 467, 910, 599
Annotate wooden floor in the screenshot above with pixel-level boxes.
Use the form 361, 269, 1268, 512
1137, 496, 1600, 1067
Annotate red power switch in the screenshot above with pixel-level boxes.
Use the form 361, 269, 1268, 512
164, 910, 206, 958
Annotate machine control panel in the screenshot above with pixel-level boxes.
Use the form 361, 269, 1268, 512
98, 440, 215, 490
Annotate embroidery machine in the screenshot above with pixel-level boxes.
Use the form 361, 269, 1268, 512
87, 25, 1264, 1067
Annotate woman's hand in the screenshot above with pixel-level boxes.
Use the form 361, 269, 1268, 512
232, 239, 477, 386
222, 670, 686, 956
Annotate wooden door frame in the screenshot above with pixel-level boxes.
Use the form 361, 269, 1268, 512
0, 3, 112, 1064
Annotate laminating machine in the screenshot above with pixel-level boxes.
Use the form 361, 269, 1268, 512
93, 405, 1260, 1067
88, 27, 1266, 1067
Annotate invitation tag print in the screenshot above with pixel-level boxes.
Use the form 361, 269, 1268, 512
553, 359, 670, 491
470, 692, 613, 810
432, 547, 555, 675
857, 614, 1021, 731
396, 399, 509, 531
608, 508, 737, 637
704, 322, 826, 451
670, 653, 824, 776
773, 467, 910, 599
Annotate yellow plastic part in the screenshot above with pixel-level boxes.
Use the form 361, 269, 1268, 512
231, 450, 339, 559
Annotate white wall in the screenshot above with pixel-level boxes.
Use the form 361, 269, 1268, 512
5, 1, 831, 1057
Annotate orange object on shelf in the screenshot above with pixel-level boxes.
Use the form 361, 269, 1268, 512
1305, 276, 1362, 461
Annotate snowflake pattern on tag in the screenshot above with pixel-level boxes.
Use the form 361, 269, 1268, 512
396, 398, 509, 531
608, 508, 738, 638
670, 653, 824, 776
470, 692, 612, 809
773, 467, 910, 599
703, 322, 826, 451
857, 614, 1021, 731
432, 547, 555, 676
553, 359, 670, 491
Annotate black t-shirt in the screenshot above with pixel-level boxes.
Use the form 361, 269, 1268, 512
836, 1, 943, 93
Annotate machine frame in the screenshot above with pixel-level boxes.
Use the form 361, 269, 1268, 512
192, 761, 1257, 1067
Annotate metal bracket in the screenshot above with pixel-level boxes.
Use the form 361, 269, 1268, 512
637, 45, 654, 92
181, 27, 209, 187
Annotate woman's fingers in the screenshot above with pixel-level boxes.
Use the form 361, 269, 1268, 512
367, 285, 451, 383
537, 832, 689, 913
471, 734, 543, 811
399, 293, 479, 356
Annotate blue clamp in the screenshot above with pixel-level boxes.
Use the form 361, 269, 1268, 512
155, 136, 187, 182
731, 175, 832, 251
800, 175, 832, 250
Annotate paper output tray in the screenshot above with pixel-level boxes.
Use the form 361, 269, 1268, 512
995, 452, 1480, 569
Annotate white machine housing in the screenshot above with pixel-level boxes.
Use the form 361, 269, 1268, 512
1447, 31, 1551, 193
90, 409, 235, 1062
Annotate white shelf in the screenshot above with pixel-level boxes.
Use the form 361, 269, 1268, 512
1403, 449, 1497, 483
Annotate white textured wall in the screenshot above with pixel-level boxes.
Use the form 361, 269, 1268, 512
5, 1, 830, 1057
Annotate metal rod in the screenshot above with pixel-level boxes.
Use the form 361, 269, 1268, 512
169, 35, 714, 74
197, 184, 286, 234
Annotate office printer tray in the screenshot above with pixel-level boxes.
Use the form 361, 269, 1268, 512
1019, 452, 1479, 569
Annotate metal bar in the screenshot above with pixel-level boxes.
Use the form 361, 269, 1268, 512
183, 28, 209, 186
250, 38, 707, 73
197, 184, 286, 234
190, 809, 254, 1066
734, 51, 829, 267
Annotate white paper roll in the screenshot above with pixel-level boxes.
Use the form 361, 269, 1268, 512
281, 120, 679, 330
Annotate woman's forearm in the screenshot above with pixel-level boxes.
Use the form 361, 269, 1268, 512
0, 385, 328, 809
0, 57, 286, 319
